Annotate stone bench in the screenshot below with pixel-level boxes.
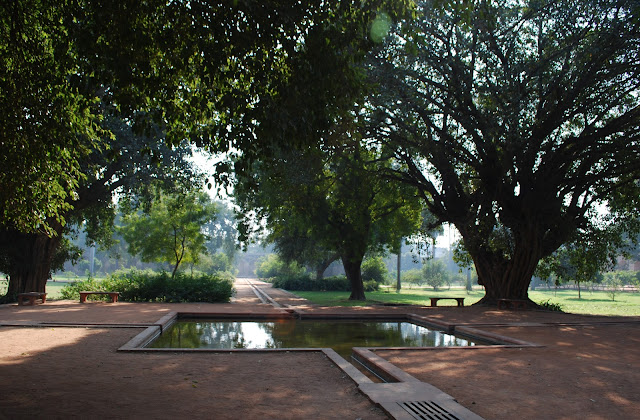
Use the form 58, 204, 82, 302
429, 297, 465, 307
17, 292, 47, 306
497, 298, 529, 310
79, 291, 119, 303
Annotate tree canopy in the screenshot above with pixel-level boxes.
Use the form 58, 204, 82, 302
120, 191, 218, 278
366, 0, 640, 304
1, 0, 410, 235
234, 141, 424, 300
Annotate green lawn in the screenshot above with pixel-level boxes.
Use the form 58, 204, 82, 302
4, 278, 639, 316
0, 276, 96, 300
294, 286, 640, 316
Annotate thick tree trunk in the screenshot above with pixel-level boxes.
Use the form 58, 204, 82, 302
3, 228, 62, 301
342, 253, 366, 301
472, 240, 542, 306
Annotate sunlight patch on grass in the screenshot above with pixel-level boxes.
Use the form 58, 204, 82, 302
295, 286, 640, 316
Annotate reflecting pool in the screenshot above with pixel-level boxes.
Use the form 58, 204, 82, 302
147, 319, 481, 358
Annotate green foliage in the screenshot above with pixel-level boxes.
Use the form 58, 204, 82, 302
255, 254, 306, 279
235, 141, 424, 300
603, 275, 623, 302
196, 252, 233, 274
361, 256, 388, 284
120, 191, 217, 278
538, 299, 564, 312
401, 269, 424, 288
271, 274, 378, 292
60, 269, 233, 303
367, 0, 640, 302
603, 271, 637, 287
422, 260, 450, 291
0, 0, 101, 235
2, 0, 411, 235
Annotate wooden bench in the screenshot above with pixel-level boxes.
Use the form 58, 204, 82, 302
79, 291, 119, 303
17, 292, 47, 306
429, 297, 465, 307
497, 299, 529, 310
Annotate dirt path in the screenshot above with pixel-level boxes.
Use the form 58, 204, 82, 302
1, 279, 639, 419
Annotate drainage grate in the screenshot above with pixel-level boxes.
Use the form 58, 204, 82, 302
398, 401, 460, 420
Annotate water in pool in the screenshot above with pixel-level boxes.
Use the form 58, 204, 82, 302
147, 319, 479, 358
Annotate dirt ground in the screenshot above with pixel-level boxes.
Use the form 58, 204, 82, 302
1, 279, 639, 419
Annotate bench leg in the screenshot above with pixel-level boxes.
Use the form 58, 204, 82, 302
80, 294, 87, 303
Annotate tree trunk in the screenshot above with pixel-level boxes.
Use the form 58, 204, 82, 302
470, 231, 543, 307
396, 251, 401, 292
342, 253, 366, 301
3, 227, 62, 301
315, 253, 340, 280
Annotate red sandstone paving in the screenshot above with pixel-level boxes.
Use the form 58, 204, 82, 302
1, 279, 639, 419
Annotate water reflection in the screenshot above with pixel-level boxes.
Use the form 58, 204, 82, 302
148, 319, 478, 358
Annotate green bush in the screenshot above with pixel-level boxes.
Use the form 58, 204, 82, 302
538, 299, 564, 312
271, 274, 378, 292
60, 269, 234, 303
320, 275, 351, 291
271, 274, 314, 291
255, 254, 306, 279
363, 280, 380, 292
361, 256, 388, 284
401, 269, 424, 288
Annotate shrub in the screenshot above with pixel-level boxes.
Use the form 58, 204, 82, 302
59, 276, 105, 300
255, 254, 306, 279
60, 269, 234, 303
538, 299, 564, 312
271, 274, 378, 293
363, 280, 380, 292
361, 256, 388, 284
401, 269, 424, 288
271, 274, 315, 291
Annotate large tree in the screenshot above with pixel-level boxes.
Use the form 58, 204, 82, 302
366, 0, 640, 305
0, 118, 197, 300
120, 191, 217, 278
235, 142, 423, 300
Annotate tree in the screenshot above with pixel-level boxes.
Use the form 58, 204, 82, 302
202, 202, 239, 267
1, 0, 408, 235
120, 191, 217, 278
0, 118, 197, 300
422, 260, 449, 291
1, 1, 101, 235
367, 0, 640, 305
235, 142, 423, 300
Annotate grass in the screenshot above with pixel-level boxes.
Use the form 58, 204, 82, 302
4, 277, 639, 316
294, 285, 640, 316
0, 276, 104, 300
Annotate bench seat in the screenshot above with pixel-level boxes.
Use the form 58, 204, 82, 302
17, 292, 47, 306
429, 297, 465, 307
79, 291, 119, 303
